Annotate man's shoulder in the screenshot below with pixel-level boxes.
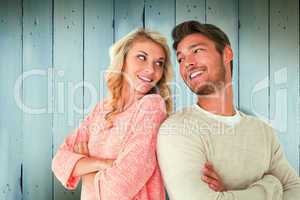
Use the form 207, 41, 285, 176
238, 110, 275, 132
161, 106, 197, 126
158, 105, 206, 138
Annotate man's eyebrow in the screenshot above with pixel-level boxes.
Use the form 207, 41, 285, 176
188, 43, 207, 49
176, 51, 182, 57
176, 43, 207, 57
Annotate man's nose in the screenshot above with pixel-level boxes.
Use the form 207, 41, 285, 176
185, 55, 196, 68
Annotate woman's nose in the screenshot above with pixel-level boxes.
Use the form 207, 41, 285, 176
144, 62, 155, 74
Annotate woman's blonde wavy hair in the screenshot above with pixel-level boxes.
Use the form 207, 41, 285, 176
104, 28, 173, 124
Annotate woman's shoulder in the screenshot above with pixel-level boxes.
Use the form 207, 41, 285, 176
139, 94, 164, 104
132, 94, 167, 117
138, 94, 165, 108
87, 98, 111, 118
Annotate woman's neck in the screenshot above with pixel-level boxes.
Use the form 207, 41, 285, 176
121, 84, 144, 110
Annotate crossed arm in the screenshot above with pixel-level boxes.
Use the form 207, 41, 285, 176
157, 133, 285, 200
71, 142, 113, 178
201, 132, 300, 200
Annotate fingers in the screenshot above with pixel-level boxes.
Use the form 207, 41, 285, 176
201, 175, 220, 189
201, 162, 226, 192
201, 174, 224, 192
78, 142, 84, 153
203, 163, 220, 181
82, 142, 89, 156
73, 143, 79, 153
73, 142, 89, 156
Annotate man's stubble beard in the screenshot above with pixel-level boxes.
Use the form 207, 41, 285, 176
188, 64, 226, 96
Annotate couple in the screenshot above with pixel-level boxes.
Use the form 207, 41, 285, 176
52, 21, 300, 200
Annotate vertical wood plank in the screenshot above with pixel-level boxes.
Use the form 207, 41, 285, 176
84, 0, 113, 114
175, 0, 206, 110
206, 0, 239, 108
239, 0, 269, 119
22, 0, 53, 199
144, 3, 176, 199
176, 0, 205, 23
0, 0, 23, 199
114, 0, 144, 41
53, 0, 83, 199
269, 0, 299, 172
144, 0, 176, 112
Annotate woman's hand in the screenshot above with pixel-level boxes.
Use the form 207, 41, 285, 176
82, 172, 97, 184
74, 141, 89, 156
201, 162, 227, 192
71, 141, 115, 177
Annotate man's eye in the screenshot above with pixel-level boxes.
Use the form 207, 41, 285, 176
137, 55, 146, 60
177, 58, 183, 63
194, 48, 204, 53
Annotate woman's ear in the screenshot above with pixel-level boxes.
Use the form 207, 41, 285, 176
222, 45, 233, 66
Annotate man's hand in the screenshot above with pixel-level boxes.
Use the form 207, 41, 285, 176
201, 162, 227, 192
74, 141, 89, 156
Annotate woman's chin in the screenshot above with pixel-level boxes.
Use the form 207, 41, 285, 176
134, 85, 152, 95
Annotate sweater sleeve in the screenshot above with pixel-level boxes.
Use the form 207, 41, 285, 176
157, 126, 283, 200
94, 94, 167, 200
51, 101, 102, 190
268, 126, 300, 200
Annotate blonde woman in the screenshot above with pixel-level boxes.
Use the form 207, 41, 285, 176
52, 28, 173, 200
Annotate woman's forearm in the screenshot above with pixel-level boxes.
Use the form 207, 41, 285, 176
72, 157, 113, 177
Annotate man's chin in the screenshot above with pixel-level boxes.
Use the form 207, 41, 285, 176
190, 85, 216, 96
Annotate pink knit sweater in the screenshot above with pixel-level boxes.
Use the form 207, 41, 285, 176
52, 94, 167, 200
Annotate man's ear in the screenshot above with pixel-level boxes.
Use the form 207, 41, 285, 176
222, 45, 233, 66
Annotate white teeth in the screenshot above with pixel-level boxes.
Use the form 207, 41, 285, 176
190, 70, 204, 79
138, 75, 152, 82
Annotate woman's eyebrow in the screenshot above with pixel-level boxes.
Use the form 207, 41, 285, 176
157, 57, 165, 61
138, 50, 148, 55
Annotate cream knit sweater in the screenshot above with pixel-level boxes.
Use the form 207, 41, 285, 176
157, 105, 300, 200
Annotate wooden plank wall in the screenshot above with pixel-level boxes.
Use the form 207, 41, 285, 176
0, 1, 23, 200
0, 0, 299, 199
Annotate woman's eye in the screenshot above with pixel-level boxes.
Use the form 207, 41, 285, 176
137, 55, 146, 61
155, 61, 164, 67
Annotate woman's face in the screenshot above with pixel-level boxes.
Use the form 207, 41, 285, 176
123, 39, 166, 95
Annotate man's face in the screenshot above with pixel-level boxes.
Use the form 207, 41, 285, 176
176, 33, 226, 95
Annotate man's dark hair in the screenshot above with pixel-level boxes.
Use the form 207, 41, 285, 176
172, 20, 233, 76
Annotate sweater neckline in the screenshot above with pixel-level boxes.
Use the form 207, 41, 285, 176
193, 104, 242, 127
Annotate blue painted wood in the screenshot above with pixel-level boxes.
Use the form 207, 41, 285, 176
53, 0, 84, 199
206, 0, 239, 108
176, 0, 205, 23
0, 1, 300, 199
114, 0, 144, 41
239, 0, 269, 119
84, 0, 113, 113
144, 0, 176, 112
174, 0, 206, 110
22, 0, 53, 199
269, 0, 299, 172
0, 0, 23, 199
145, 2, 176, 199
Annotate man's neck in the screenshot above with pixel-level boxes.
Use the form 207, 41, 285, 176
196, 84, 236, 116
